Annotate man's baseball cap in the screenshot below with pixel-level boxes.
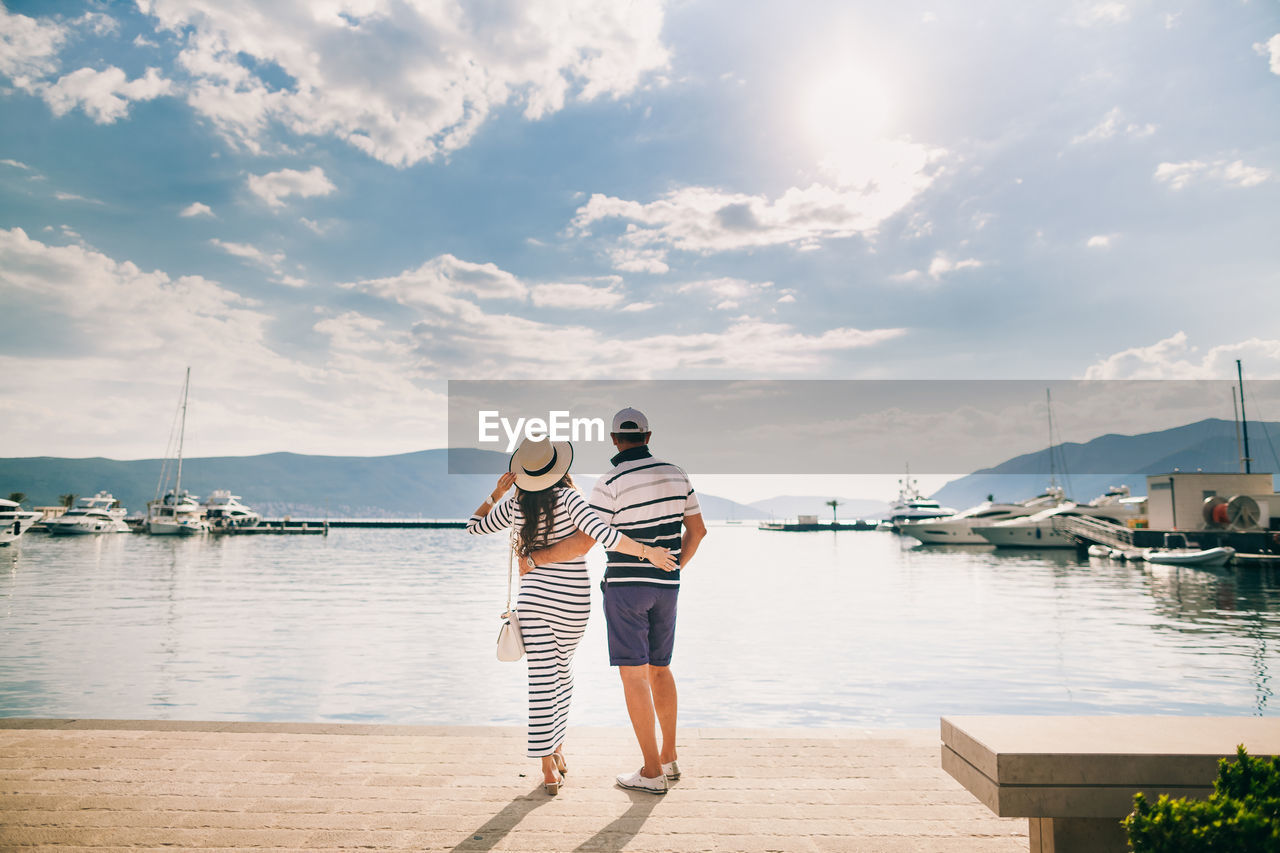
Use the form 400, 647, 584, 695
611, 407, 650, 434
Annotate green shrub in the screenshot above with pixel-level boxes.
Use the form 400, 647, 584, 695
1124, 745, 1280, 852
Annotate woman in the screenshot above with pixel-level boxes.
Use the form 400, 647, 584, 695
467, 436, 676, 794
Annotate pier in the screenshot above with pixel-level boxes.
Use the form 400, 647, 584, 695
758, 520, 879, 532
0, 719, 1026, 851
125, 518, 470, 535
1053, 515, 1280, 561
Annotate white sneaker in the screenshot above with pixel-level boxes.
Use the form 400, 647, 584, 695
616, 769, 668, 794
662, 760, 680, 781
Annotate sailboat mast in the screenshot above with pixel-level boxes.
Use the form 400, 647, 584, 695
1045, 388, 1058, 489
175, 367, 190, 495
1232, 386, 1245, 473
1237, 360, 1252, 474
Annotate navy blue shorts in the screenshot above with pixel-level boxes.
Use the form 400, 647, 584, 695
601, 582, 679, 667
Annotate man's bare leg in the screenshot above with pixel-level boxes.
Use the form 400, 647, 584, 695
619, 665, 662, 778
649, 664, 678, 764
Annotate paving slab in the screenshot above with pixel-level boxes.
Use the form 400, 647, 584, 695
1, 719, 1026, 851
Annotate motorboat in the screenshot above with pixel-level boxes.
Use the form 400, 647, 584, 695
1145, 546, 1235, 567
974, 486, 1139, 549
45, 492, 130, 535
203, 490, 261, 530
0, 498, 41, 546
148, 490, 209, 536
887, 473, 956, 528
1144, 533, 1235, 568
900, 488, 1066, 544
148, 368, 209, 536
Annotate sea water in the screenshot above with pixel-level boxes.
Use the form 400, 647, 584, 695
1, 526, 1275, 727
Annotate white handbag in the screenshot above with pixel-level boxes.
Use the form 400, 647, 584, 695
496, 537, 525, 662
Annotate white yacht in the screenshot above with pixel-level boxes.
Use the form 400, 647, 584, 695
0, 498, 41, 546
148, 490, 209, 536
974, 487, 1139, 549
45, 492, 130, 535
900, 488, 1067, 545
148, 368, 210, 536
886, 474, 956, 528
203, 491, 261, 530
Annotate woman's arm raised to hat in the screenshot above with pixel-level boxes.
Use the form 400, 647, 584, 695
466, 472, 517, 534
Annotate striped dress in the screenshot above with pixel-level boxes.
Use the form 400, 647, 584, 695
467, 486, 621, 757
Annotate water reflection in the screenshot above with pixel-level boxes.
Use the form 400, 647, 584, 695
1, 528, 1277, 726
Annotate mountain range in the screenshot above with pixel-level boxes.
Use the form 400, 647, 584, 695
2, 418, 1275, 519
0, 448, 764, 520
931, 417, 1278, 509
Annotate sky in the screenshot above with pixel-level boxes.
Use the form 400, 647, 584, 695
2, 0, 1279, 500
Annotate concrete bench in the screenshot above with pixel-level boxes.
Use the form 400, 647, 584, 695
941, 716, 1280, 853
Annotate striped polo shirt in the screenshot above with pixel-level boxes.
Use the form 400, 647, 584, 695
588, 446, 701, 587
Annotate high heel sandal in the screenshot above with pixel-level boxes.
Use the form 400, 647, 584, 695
544, 769, 563, 795
553, 752, 567, 776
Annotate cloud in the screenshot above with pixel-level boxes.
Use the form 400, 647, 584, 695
53, 190, 104, 204
1070, 107, 1155, 145
137, 0, 671, 167
1086, 233, 1117, 248
210, 238, 283, 267
380, 254, 527, 303
529, 282, 624, 309
1154, 159, 1272, 190
209, 237, 306, 287
1084, 332, 1280, 379
606, 247, 670, 274
678, 277, 775, 311
0, 226, 267, 359
1071, 2, 1130, 27
0, 228, 445, 457
37, 66, 171, 123
247, 166, 335, 208
573, 136, 944, 271
0, 158, 32, 170
74, 11, 119, 38
0, 5, 68, 82
1255, 35, 1280, 75
180, 202, 214, 218
346, 256, 906, 378
894, 254, 982, 282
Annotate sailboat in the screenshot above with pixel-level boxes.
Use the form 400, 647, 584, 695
147, 368, 209, 536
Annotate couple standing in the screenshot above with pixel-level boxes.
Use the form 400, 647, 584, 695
466, 407, 707, 795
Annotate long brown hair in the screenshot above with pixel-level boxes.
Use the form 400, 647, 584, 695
516, 473, 575, 555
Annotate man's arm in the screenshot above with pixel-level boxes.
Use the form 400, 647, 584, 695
528, 529, 595, 570
679, 512, 707, 568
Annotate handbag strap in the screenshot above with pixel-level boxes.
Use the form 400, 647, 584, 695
506, 533, 516, 613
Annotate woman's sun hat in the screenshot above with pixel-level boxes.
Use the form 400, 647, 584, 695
510, 437, 573, 492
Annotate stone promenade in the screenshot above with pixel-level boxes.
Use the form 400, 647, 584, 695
1, 720, 1026, 852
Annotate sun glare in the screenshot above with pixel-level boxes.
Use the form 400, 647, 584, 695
800, 64, 894, 148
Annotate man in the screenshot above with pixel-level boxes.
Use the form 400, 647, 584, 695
528, 406, 706, 794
